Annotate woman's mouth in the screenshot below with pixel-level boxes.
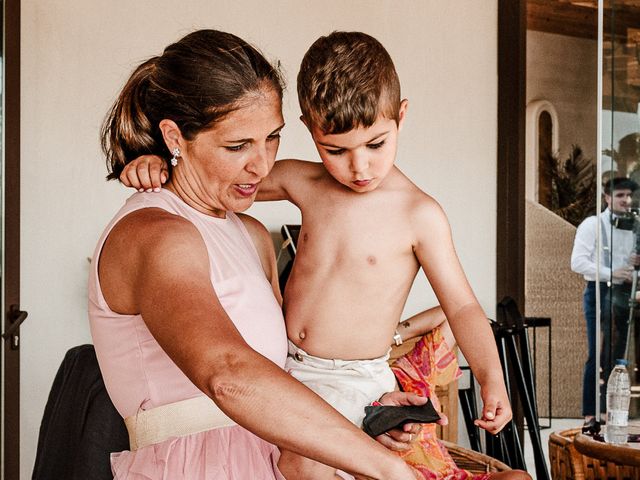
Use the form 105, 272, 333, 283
234, 183, 258, 197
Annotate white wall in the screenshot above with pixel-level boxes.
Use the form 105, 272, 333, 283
527, 31, 598, 168
20, 1, 497, 476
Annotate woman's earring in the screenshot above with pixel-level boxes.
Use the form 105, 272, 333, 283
170, 147, 181, 167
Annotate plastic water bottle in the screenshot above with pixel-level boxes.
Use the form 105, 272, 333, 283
605, 359, 631, 444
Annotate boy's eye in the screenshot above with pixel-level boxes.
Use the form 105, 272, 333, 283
326, 148, 346, 156
367, 140, 385, 150
267, 133, 281, 142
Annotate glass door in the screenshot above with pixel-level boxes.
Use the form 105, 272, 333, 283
601, 0, 640, 424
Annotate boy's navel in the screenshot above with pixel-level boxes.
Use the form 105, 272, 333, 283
299, 330, 306, 340
367, 255, 377, 265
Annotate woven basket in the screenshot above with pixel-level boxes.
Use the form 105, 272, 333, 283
549, 427, 640, 480
441, 440, 511, 474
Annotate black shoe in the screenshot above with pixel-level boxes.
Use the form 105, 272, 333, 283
582, 417, 601, 435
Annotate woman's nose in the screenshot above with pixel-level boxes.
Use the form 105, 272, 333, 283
247, 146, 271, 177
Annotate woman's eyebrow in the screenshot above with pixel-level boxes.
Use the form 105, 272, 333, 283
225, 123, 286, 143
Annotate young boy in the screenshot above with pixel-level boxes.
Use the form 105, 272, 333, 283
121, 32, 513, 479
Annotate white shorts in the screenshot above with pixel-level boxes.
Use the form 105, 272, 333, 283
285, 340, 397, 427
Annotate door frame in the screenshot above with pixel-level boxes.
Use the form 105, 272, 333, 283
3, 0, 21, 478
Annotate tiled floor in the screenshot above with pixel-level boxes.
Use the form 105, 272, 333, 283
456, 416, 581, 479
522, 418, 580, 479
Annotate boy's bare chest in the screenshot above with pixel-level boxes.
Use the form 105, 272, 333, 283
297, 194, 416, 269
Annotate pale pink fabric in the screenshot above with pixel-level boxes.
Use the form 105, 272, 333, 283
89, 190, 287, 479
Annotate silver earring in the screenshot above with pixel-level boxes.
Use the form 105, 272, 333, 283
171, 147, 180, 167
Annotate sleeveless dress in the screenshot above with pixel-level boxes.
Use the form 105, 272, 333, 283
88, 190, 288, 479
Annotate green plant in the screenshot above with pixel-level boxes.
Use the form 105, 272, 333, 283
543, 145, 597, 227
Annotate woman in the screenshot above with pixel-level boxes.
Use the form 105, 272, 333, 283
91, 29, 416, 479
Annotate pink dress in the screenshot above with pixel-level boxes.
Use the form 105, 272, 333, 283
88, 190, 288, 479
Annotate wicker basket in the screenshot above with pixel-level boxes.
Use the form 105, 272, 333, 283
441, 440, 511, 474
549, 427, 640, 480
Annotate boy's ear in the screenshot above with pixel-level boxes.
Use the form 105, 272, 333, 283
159, 119, 185, 153
397, 99, 409, 132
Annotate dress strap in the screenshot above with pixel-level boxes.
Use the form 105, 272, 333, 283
124, 395, 236, 450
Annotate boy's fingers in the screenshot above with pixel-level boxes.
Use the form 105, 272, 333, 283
148, 163, 165, 190
160, 167, 168, 185
137, 162, 153, 191
123, 165, 142, 190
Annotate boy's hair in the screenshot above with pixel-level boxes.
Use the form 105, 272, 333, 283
297, 31, 401, 134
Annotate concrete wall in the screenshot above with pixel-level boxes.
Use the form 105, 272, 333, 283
20, 1, 498, 476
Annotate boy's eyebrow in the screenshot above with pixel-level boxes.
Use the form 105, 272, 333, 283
225, 123, 286, 143
317, 130, 389, 148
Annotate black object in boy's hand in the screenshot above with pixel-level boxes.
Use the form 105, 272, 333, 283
362, 400, 440, 438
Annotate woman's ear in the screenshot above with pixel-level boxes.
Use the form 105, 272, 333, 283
159, 119, 184, 153
397, 99, 409, 132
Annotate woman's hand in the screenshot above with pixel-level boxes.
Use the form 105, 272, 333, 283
120, 155, 168, 192
374, 391, 440, 452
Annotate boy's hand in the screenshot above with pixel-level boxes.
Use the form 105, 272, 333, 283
474, 383, 512, 435
374, 391, 441, 452
120, 155, 168, 192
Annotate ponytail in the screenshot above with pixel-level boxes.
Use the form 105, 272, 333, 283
100, 30, 285, 182
101, 57, 159, 180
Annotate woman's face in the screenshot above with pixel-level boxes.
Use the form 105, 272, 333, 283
169, 87, 284, 217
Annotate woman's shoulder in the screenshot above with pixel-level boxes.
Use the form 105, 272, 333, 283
235, 214, 273, 253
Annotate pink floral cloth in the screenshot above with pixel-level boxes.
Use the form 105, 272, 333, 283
391, 328, 491, 480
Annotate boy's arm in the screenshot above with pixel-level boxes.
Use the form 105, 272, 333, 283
411, 196, 510, 435
256, 159, 321, 205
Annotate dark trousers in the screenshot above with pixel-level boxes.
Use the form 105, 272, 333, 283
582, 281, 630, 416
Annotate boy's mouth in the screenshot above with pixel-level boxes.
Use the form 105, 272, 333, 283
234, 183, 259, 197
353, 179, 372, 187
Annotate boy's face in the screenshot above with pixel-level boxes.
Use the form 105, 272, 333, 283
306, 101, 407, 193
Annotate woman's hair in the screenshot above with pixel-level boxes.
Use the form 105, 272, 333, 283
101, 29, 285, 180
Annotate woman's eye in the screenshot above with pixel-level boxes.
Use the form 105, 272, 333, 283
367, 140, 385, 150
326, 148, 346, 156
267, 133, 281, 142
225, 143, 247, 152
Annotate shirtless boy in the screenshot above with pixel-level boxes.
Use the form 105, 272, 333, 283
121, 32, 517, 479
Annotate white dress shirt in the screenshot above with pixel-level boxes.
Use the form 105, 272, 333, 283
571, 208, 635, 284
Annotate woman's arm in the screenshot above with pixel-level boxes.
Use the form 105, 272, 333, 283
99, 208, 413, 480
396, 306, 446, 343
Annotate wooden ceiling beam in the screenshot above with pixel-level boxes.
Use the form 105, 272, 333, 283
527, 0, 640, 40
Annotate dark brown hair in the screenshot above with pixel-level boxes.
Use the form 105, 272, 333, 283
101, 29, 285, 180
297, 31, 401, 134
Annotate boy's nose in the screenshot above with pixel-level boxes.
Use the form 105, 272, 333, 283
350, 152, 369, 174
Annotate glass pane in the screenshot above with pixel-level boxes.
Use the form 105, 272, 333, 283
601, 0, 640, 423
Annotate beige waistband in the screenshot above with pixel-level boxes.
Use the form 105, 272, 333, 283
124, 395, 236, 450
